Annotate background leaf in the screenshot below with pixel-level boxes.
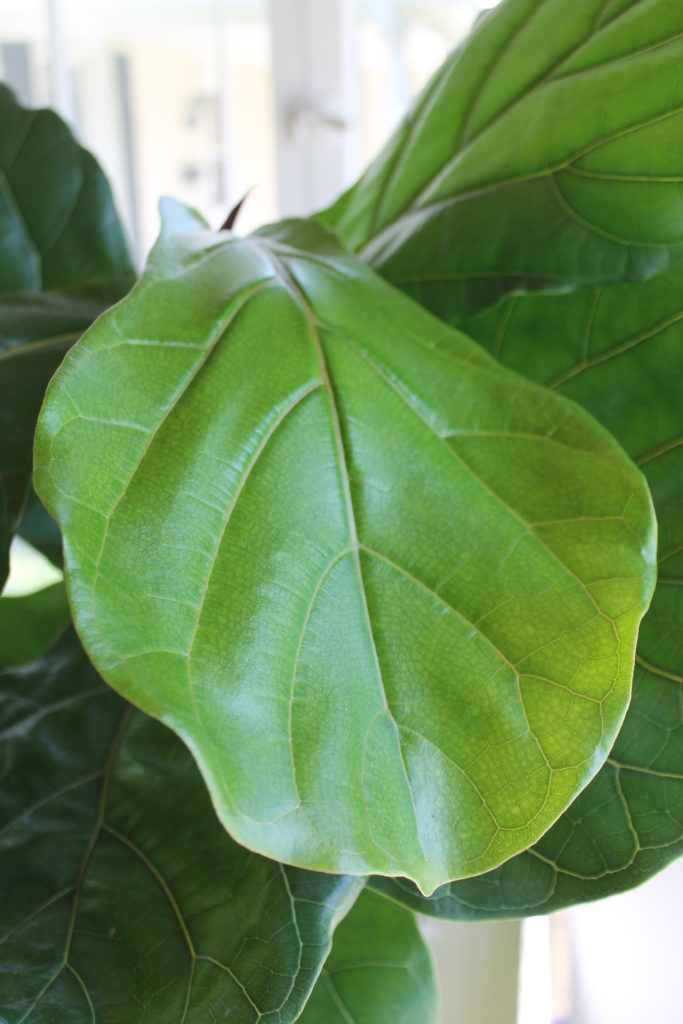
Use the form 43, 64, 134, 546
35, 206, 655, 893
0, 582, 69, 666
0, 85, 134, 589
0, 85, 132, 294
321, 0, 683, 322
0, 290, 124, 593
0, 633, 361, 1022
16, 490, 63, 570
373, 261, 683, 916
298, 890, 437, 1024
0, 289, 125, 589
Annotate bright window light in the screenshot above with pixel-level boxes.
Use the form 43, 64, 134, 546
4, 537, 63, 597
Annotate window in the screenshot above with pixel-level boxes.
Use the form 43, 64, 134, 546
0, 0, 499, 258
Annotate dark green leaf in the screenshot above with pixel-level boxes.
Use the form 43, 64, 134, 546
0, 85, 134, 589
298, 890, 437, 1024
0, 291, 105, 505
0, 633, 361, 1022
0, 582, 69, 665
321, 0, 683, 322
34, 204, 656, 893
0, 488, 10, 594
0, 289, 120, 589
0, 84, 133, 295
373, 262, 683, 916
16, 489, 63, 570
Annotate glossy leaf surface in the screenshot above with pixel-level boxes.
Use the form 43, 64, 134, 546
0, 634, 361, 1022
374, 263, 683, 916
322, 0, 683, 323
0, 85, 132, 294
35, 206, 656, 893
298, 890, 437, 1024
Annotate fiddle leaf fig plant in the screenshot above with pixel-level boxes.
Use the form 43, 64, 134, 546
0, 631, 363, 1022
368, 265, 683, 919
2, 0, 682, 1019
33, 203, 655, 896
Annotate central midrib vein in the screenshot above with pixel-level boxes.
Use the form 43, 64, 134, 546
256, 242, 425, 865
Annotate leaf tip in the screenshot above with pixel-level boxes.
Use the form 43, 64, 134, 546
158, 196, 208, 238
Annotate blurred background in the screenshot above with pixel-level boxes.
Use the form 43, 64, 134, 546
0, 0, 493, 260
1, 2, 681, 1021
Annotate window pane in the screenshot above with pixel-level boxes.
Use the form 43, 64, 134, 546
0, 0, 503, 250
0, 0, 50, 107
56, 0, 276, 257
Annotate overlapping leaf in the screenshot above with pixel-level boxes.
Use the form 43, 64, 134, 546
0, 290, 121, 589
373, 262, 683, 917
0, 85, 132, 294
16, 489, 63, 569
0, 633, 361, 1022
322, 0, 683, 323
0, 86, 134, 588
0, 582, 69, 666
298, 890, 437, 1024
34, 205, 655, 893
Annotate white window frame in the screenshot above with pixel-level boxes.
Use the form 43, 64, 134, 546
268, 0, 358, 216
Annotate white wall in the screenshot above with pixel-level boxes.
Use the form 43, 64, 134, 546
569, 859, 683, 1024
422, 916, 521, 1024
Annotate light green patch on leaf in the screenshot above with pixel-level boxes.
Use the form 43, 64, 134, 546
298, 889, 437, 1024
34, 204, 656, 894
374, 261, 683, 917
0, 633, 361, 1022
321, 0, 683, 322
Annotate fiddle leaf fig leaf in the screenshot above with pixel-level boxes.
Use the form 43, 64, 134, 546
373, 262, 683, 917
0, 581, 69, 666
321, 0, 683, 323
34, 203, 656, 894
0, 289, 125, 590
0, 84, 133, 295
0, 84, 134, 589
0, 633, 361, 1022
298, 890, 437, 1024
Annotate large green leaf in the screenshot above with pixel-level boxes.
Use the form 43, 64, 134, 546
0, 633, 361, 1022
298, 890, 437, 1024
373, 262, 683, 917
34, 205, 656, 894
321, 0, 683, 323
0, 84, 132, 294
